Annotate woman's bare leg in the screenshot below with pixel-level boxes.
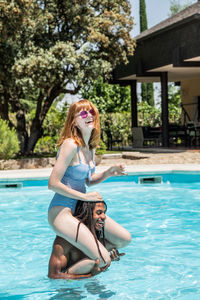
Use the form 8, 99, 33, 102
48, 206, 110, 268
104, 215, 132, 249
67, 259, 97, 275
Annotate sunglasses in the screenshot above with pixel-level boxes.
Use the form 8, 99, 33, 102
78, 109, 96, 119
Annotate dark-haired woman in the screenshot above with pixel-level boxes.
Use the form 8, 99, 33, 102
48, 99, 131, 269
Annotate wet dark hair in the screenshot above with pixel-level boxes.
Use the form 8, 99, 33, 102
74, 200, 107, 263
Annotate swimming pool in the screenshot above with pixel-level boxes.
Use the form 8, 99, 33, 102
0, 172, 200, 299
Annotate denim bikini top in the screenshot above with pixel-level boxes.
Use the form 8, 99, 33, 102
59, 145, 95, 182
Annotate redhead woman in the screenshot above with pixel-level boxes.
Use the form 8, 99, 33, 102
48, 99, 131, 273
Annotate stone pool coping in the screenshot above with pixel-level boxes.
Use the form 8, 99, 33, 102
0, 164, 200, 180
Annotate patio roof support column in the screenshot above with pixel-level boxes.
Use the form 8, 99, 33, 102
160, 72, 169, 147
130, 80, 138, 128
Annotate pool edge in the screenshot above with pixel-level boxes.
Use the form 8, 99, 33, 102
0, 164, 200, 181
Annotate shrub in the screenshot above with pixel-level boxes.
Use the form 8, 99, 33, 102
33, 101, 68, 155
34, 135, 58, 155
0, 119, 20, 159
96, 139, 107, 155
100, 112, 132, 148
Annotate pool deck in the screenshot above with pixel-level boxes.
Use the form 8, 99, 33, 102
0, 164, 200, 180
0, 150, 200, 180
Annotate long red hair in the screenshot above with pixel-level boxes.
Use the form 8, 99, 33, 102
57, 99, 100, 149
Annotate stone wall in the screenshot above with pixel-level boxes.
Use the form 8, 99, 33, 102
0, 155, 102, 170
0, 157, 56, 170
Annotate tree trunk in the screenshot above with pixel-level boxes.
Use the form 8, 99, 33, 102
26, 118, 43, 153
5, 87, 60, 154
0, 91, 14, 127
0, 93, 9, 120
26, 86, 60, 153
9, 95, 29, 154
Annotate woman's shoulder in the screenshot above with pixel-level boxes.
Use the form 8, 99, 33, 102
61, 138, 77, 151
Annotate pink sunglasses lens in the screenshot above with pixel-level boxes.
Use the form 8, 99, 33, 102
89, 109, 95, 116
80, 111, 88, 118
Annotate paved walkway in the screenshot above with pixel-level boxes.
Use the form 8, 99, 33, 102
0, 149, 200, 180
102, 149, 200, 166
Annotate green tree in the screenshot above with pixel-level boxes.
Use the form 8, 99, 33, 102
139, 0, 154, 106
34, 100, 69, 154
168, 84, 181, 124
138, 101, 161, 127
141, 83, 155, 107
81, 77, 131, 113
169, 0, 194, 16
139, 0, 147, 32
0, 0, 135, 154
0, 119, 20, 159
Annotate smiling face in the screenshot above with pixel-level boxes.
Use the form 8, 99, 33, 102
58, 99, 100, 149
92, 202, 106, 231
75, 108, 96, 131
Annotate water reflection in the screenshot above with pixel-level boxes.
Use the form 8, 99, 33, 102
85, 279, 116, 298
49, 279, 115, 300
49, 287, 86, 300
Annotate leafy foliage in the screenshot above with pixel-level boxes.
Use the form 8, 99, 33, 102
0, 119, 20, 159
34, 136, 58, 155
101, 112, 132, 147
141, 82, 154, 106
0, 0, 135, 154
139, 0, 147, 32
95, 139, 107, 155
81, 77, 131, 113
34, 101, 69, 154
168, 84, 181, 124
169, 0, 194, 16
138, 102, 161, 127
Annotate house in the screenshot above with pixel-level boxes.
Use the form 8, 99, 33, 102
112, 2, 200, 147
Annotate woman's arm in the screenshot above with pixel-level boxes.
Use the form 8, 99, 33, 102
48, 139, 102, 202
87, 164, 126, 186
48, 139, 84, 199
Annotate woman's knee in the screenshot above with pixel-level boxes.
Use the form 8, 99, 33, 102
68, 259, 96, 275
123, 230, 132, 246
98, 249, 111, 268
117, 230, 132, 248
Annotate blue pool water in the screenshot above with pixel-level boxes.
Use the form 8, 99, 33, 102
0, 172, 200, 299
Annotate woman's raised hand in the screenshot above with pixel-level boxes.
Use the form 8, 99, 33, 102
85, 191, 103, 202
108, 164, 127, 176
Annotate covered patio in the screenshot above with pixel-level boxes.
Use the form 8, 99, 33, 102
112, 2, 200, 149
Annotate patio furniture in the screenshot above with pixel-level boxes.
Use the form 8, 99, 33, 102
169, 124, 188, 146
187, 122, 200, 146
103, 129, 123, 150
132, 127, 160, 147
